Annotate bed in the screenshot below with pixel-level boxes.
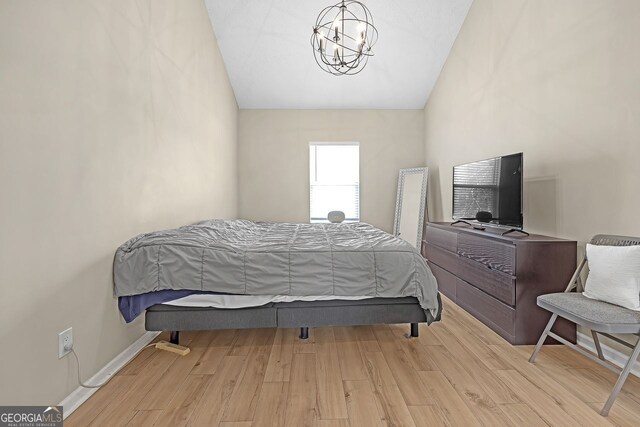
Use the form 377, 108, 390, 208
114, 219, 441, 343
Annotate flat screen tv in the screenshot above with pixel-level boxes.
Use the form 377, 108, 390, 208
452, 152, 523, 229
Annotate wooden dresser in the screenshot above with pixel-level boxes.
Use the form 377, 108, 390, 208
423, 222, 577, 345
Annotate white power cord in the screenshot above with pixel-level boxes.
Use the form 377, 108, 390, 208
70, 344, 157, 389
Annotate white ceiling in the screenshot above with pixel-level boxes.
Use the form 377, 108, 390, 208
204, 0, 473, 109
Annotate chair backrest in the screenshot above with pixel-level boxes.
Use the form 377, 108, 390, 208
570, 235, 640, 293
590, 234, 640, 247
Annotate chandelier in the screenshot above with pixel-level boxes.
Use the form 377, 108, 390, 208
311, 0, 378, 76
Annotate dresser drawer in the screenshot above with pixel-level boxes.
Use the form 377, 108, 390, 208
424, 243, 459, 275
456, 255, 516, 306
425, 225, 458, 253
427, 261, 456, 301
457, 233, 515, 275
456, 278, 516, 339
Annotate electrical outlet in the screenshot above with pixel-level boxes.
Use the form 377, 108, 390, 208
58, 327, 73, 359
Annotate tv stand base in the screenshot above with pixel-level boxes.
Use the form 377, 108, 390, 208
502, 228, 530, 237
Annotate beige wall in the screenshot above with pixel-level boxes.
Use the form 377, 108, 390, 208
424, 0, 640, 348
239, 110, 425, 233
0, 0, 238, 404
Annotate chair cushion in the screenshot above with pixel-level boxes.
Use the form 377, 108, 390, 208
583, 243, 640, 311
538, 293, 640, 334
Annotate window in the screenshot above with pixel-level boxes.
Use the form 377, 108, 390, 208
309, 143, 359, 223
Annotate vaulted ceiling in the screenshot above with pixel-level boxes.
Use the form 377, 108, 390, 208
204, 0, 473, 109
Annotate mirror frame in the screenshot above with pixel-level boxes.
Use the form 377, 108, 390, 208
393, 167, 429, 249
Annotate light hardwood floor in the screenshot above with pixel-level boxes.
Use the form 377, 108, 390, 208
66, 297, 640, 426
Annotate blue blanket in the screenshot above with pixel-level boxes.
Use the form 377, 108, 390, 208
118, 290, 216, 323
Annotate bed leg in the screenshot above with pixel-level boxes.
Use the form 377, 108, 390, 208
169, 331, 180, 345
410, 323, 419, 338
299, 327, 309, 340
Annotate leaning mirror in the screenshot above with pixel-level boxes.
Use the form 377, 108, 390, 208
393, 167, 429, 249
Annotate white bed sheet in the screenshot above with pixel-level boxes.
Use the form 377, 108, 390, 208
163, 294, 373, 309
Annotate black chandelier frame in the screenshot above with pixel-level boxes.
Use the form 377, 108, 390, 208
310, 0, 378, 76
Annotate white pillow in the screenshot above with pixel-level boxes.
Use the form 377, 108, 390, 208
583, 243, 640, 311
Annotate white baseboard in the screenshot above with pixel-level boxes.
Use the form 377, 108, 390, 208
577, 331, 639, 378
59, 331, 161, 419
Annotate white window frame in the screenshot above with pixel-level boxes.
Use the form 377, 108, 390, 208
309, 142, 360, 223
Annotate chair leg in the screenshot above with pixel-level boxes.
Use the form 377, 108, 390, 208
592, 330, 605, 361
529, 314, 558, 363
601, 337, 640, 416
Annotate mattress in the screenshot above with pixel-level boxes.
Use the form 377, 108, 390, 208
114, 219, 440, 322
163, 293, 373, 308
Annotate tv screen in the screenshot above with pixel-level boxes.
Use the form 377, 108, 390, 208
452, 153, 523, 229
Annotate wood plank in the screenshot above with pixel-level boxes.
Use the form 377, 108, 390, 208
363, 351, 398, 388
370, 384, 416, 427
426, 346, 513, 426
293, 331, 316, 354
587, 401, 640, 427
398, 337, 438, 372
189, 356, 247, 426
228, 329, 258, 356
209, 329, 239, 347
65, 376, 134, 427
355, 326, 382, 353
190, 346, 228, 375
428, 322, 520, 404
284, 353, 317, 427
416, 371, 481, 427
407, 405, 450, 427
89, 350, 179, 426
490, 345, 614, 427
315, 328, 349, 419
154, 374, 210, 427
585, 360, 640, 402
372, 325, 434, 406
136, 346, 203, 410
117, 347, 159, 376
219, 423, 252, 427
442, 295, 507, 346
316, 420, 351, 427
126, 410, 162, 426
343, 380, 383, 427
252, 382, 289, 427
223, 329, 276, 422
416, 323, 443, 347
351, 325, 379, 342
337, 341, 368, 381
334, 326, 359, 342
363, 343, 414, 427
562, 368, 640, 418
439, 317, 510, 370
494, 369, 583, 427
264, 328, 295, 382
499, 403, 547, 427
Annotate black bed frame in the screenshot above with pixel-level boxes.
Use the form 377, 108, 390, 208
145, 295, 440, 345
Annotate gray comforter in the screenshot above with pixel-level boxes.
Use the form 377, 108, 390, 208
114, 219, 440, 322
